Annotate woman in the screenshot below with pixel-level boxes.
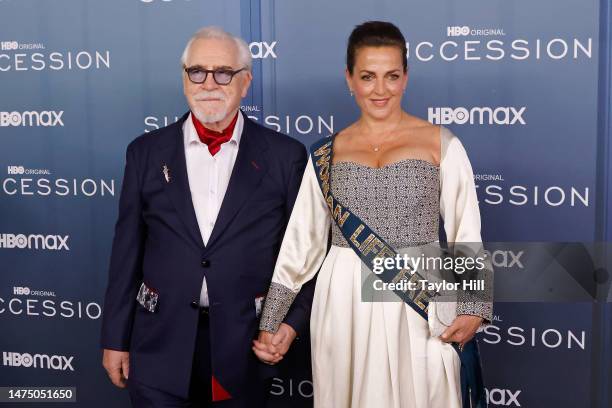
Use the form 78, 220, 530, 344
254, 21, 492, 408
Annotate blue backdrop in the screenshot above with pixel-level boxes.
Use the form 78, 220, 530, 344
1, 0, 611, 407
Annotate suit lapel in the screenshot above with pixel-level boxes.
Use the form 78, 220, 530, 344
157, 113, 205, 249
205, 113, 269, 249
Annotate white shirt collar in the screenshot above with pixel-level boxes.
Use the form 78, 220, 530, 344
184, 110, 244, 148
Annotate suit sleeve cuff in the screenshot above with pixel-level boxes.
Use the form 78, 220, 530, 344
282, 305, 308, 337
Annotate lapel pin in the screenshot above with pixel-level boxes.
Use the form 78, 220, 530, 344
250, 160, 260, 170
162, 164, 171, 183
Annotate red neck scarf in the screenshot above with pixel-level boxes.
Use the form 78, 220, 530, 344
191, 111, 239, 156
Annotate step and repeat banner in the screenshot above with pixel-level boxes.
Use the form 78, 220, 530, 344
1, 0, 610, 407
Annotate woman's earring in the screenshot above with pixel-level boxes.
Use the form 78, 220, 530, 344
349, 90, 354, 97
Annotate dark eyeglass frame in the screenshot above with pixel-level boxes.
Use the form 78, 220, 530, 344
184, 66, 247, 85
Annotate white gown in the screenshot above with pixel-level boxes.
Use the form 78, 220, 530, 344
260, 127, 492, 408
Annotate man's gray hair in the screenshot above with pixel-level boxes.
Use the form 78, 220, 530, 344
181, 26, 252, 71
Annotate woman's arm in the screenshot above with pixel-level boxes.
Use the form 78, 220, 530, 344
439, 127, 493, 325
259, 156, 332, 334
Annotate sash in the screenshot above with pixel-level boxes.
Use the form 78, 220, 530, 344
310, 135, 487, 408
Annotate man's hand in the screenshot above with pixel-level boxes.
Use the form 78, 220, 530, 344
439, 315, 483, 349
102, 349, 130, 388
252, 323, 297, 365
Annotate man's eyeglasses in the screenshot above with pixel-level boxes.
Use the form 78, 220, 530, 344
184, 66, 247, 86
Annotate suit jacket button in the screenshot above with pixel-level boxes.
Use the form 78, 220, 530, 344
190, 301, 199, 309
201, 260, 210, 267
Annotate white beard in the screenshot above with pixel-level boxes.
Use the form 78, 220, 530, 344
190, 90, 230, 124
192, 107, 228, 124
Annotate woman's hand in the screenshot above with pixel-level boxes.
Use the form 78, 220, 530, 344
439, 314, 483, 350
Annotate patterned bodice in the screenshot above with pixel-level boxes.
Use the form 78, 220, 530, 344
330, 159, 440, 247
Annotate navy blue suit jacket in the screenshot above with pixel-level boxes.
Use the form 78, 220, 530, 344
100, 111, 314, 400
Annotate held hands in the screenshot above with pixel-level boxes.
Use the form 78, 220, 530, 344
439, 314, 484, 350
252, 323, 297, 365
102, 349, 130, 388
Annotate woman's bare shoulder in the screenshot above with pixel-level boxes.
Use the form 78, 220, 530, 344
405, 114, 440, 135
403, 114, 442, 164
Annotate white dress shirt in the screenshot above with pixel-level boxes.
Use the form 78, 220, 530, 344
183, 111, 244, 307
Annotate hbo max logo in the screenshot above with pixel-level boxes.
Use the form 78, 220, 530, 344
1, 41, 18, 51
486, 388, 521, 406
0, 111, 64, 127
0, 234, 70, 251
447, 26, 470, 37
428, 107, 526, 126
249, 41, 277, 59
3, 352, 74, 371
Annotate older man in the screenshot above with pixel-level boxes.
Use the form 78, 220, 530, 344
100, 27, 314, 407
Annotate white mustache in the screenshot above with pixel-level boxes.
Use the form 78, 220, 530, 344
194, 91, 226, 101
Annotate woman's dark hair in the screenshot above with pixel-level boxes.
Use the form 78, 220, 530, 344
346, 21, 408, 74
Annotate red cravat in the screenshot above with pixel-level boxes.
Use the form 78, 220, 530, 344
191, 112, 239, 156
